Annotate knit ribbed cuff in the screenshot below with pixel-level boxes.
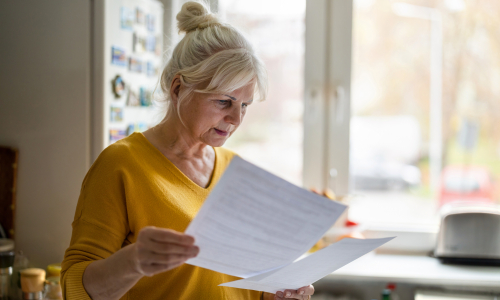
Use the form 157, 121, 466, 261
63, 261, 93, 300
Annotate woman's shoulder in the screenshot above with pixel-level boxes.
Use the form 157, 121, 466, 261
215, 146, 237, 164
91, 133, 146, 170
215, 146, 236, 156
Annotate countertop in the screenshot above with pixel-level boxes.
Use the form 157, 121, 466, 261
325, 252, 500, 289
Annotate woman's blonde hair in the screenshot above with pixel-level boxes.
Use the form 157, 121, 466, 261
159, 1, 267, 116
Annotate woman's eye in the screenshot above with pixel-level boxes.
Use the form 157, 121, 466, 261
217, 100, 231, 106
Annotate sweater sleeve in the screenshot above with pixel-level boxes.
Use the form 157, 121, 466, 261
61, 146, 131, 300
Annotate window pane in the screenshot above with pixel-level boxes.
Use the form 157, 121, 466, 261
350, 0, 500, 226
219, 0, 305, 185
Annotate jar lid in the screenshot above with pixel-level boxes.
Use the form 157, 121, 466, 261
0, 239, 14, 252
47, 263, 61, 277
20, 268, 46, 277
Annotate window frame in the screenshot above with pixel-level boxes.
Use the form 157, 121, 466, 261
303, 0, 353, 197
304, 2, 439, 252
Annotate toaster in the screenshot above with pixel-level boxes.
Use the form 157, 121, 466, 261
434, 205, 500, 265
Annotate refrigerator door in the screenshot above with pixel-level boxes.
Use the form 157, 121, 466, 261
93, 0, 164, 160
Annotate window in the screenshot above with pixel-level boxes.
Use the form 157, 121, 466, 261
201, 0, 500, 230
303, 0, 500, 229
348, 0, 500, 226
219, 0, 306, 186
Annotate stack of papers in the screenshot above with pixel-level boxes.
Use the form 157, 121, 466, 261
185, 156, 394, 293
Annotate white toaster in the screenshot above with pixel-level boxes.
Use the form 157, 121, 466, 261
434, 205, 500, 265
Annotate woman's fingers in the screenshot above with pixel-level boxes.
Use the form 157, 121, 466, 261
297, 285, 314, 296
142, 252, 196, 265
137, 251, 198, 276
141, 226, 195, 245
139, 237, 199, 255
275, 285, 314, 299
133, 226, 200, 276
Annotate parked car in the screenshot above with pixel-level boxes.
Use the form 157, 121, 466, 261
438, 165, 495, 207
351, 159, 421, 191
350, 115, 422, 191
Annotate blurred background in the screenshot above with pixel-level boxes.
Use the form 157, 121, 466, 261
221, 0, 500, 227
1, 0, 500, 299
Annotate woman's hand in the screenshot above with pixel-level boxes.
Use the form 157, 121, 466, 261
83, 226, 199, 300
264, 285, 315, 300
131, 226, 199, 276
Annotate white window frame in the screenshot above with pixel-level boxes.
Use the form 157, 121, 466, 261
304, 1, 438, 253
303, 0, 353, 197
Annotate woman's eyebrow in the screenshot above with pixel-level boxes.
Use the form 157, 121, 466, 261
224, 94, 237, 101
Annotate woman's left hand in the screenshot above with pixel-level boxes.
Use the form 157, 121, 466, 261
265, 285, 315, 300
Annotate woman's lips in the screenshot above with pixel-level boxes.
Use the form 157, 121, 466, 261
214, 128, 229, 137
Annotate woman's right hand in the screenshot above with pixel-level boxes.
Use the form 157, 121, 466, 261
131, 226, 199, 277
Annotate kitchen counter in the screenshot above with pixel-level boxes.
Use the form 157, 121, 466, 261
314, 252, 500, 299
325, 252, 500, 289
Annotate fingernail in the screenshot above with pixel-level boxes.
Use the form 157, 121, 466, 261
286, 292, 291, 297
300, 290, 304, 295
277, 291, 283, 297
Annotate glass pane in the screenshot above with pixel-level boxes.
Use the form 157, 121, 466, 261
219, 0, 305, 185
350, 0, 500, 226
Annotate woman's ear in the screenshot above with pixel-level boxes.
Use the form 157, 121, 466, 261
170, 75, 182, 106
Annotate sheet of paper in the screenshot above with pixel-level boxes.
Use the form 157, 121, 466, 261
185, 156, 347, 278
219, 237, 395, 294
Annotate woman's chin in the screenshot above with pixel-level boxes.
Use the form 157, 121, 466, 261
204, 137, 228, 148
208, 140, 226, 147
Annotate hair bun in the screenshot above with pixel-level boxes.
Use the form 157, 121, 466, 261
176, 1, 219, 33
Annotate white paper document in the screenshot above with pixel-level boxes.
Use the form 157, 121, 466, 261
219, 237, 395, 294
185, 156, 347, 278
184, 156, 393, 293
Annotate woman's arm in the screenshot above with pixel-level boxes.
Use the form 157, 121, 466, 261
83, 244, 141, 300
82, 227, 199, 300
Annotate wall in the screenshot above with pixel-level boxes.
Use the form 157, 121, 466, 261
0, 0, 91, 267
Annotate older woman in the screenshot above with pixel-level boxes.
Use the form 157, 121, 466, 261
61, 2, 314, 300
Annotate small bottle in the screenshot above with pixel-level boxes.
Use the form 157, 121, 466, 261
44, 277, 62, 300
0, 250, 15, 300
386, 283, 399, 300
381, 288, 391, 300
10, 251, 28, 300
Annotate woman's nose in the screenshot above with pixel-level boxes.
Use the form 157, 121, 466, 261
225, 105, 242, 126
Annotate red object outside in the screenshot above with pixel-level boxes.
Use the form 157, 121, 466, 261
438, 165, 495, 207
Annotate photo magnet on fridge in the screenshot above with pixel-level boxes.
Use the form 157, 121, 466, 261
127, 90, 140, 106
121, 7, 134, 30
109, 129, 127, 144
146, 14, 155, 32
111, 75, 126, 98
146, 62, 157, 77
136, 7, 145, 24
129, 57, 143, 73
133, 33, 146, 53
146, 35, 156, 52
139, 87, 152, 106
111, 47, 127, 67
110, 107, 124, 122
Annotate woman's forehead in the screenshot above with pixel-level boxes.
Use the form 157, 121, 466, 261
224, 85, 255, 101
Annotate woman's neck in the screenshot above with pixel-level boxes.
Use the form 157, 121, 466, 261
146, 113, 210, 161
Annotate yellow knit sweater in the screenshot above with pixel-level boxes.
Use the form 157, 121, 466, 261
61, 132, 262, 300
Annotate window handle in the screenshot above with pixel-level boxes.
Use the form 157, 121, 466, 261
335, 85, 346, 124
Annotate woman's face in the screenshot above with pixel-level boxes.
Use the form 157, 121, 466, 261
177, 84, 255, 147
